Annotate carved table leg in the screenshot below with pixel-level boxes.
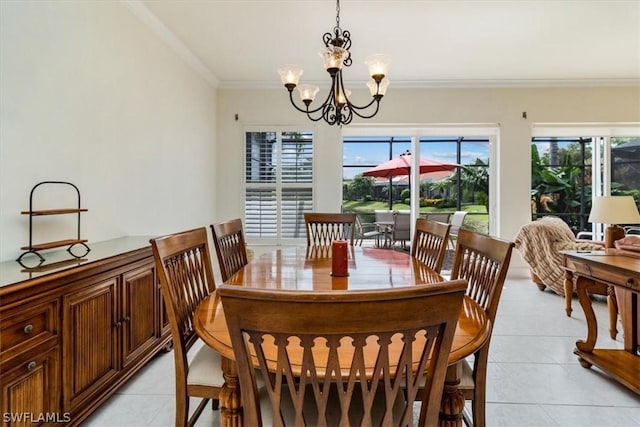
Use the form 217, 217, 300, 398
439, 363, 464, 427
219, 356, 242, 427
564, 270, 574, 316
575, 276, 598, 368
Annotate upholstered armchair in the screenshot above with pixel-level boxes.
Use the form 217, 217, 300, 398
515, 216, 604, 296
514, 216, 621, 339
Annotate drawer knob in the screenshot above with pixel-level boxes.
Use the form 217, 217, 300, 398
23, 324, 33, 334
26, 361, 37, 371
626, 278, 635, 287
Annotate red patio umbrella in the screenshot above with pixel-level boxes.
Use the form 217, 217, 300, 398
362, 151, 461, 178
362, 151, 461, 209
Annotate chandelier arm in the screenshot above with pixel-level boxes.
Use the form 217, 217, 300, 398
287, 87, 338, 123
287, 89, 327, 116
286, 90, 315, 114
347, 96, 378, 111
336, 72, 381, 117
348, 99, 381, 119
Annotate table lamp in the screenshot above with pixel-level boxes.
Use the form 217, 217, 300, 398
588, 196, 640, 248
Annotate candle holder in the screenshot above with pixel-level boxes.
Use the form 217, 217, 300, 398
331, 240, 349, 277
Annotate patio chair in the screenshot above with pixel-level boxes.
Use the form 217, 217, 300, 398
354, 215, 383, 246
218, 280, 466, 427
424, 212, 451, 223
373, 209, 395, 246
389, 210, 411, 248
448, 211, 468, 248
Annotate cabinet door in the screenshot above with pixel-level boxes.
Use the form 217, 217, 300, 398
0, 346, 61, 427
62, 279, 119, 412
121, 265, 157, 368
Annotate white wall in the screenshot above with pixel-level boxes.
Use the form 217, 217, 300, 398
0, 1, 217, 261
216, 86, 640, 268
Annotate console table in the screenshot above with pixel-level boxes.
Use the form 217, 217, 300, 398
563, 251, 639, 394
0, 237, 171, 426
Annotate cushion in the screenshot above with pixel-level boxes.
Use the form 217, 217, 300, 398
187, 345, 225, 387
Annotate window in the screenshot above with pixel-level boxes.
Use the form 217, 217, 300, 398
245, 131, 313, 242
342, 135, 491, 233
530, 129, 640, 236
530, 137, 592, 231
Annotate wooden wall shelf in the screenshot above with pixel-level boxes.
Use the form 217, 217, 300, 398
21, 208, 88, 216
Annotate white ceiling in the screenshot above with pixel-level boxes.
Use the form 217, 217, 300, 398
135, 0, 640, 89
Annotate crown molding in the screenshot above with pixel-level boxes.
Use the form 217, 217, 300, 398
120, 0, 219, 88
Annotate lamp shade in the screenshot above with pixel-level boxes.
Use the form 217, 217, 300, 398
588, 196, 640, 225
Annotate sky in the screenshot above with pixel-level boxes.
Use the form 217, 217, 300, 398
342, 138, 490, 180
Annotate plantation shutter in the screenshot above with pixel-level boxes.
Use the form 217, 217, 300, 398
245, 130, 313, 241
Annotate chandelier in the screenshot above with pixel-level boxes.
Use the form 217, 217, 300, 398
278, 0, 390, 126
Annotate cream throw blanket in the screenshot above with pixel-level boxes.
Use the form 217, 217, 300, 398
514, 217, 604, 295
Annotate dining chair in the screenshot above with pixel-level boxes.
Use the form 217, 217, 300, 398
210, 218, 249, 282
218, 281, 467, 427
411, 218, 451, 272
304, 212, 357, 247
450, 228, 514, 427
150, 228, 224, 427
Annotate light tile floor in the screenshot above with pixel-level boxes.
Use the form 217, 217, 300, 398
83, 253, 640, 427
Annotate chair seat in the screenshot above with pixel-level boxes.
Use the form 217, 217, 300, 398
187, 344, 225, 388
459, 358, 475, 391
417, 358, 474, 393
258, 382, 406, 426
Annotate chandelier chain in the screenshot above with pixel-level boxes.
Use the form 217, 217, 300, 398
336, 0, 340, 30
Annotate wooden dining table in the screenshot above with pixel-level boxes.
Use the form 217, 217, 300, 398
194, 246, 491, 427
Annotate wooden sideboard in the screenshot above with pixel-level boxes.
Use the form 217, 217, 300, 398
0, 237, 171, 426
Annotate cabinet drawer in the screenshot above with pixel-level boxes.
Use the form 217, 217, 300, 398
1, 300, 58, 361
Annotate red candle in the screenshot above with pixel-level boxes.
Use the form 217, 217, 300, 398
331, 240, 349, 277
